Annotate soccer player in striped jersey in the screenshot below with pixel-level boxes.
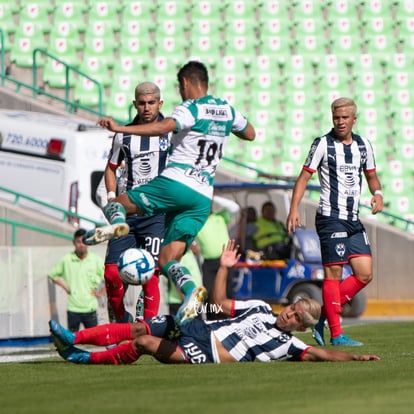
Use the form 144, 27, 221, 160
85, 61, 256, 326
49, 240, 380, 364
101, 82, 171, 323
286, 97, 384, 347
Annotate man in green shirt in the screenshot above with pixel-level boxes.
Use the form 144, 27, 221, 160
48, 229, 105, 331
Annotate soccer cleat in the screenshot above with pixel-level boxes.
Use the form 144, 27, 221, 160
175, 286, 208, 326
82, 223, 130, 245
312, 317, 326, 346
49, 320, 75, 346
60, 345, 91, 364
330, 334, 363, 347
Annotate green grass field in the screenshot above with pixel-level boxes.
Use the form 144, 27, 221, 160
1, 321, 413, 414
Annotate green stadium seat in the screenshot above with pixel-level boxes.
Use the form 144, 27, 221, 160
190, 0, 225, 19
87, 1, 122, 30
53, 1, 88, 32
105, 89, 133, 122
326, 0, 359, 20
291, 15, 329, 55
294, 0, 328, 16
83, 19, 120, 39
257, 0, 289, 17
188, 35, 222, 67
224, 0, 260, 19
0, 3, 19, 35
47, 36, 81, 67
9, 21, 48, 68
18, 1, 53, 34
153, 35, 190, 61
119, 35, 154, 63
121, 0, 157, 20
82, 35, 117, 68
259, 33, 293, 56
72, 76, 103, 108
78, 56, 112, 87
42, 59, 76, 89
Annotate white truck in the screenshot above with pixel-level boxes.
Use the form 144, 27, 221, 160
0, 109, 114, 228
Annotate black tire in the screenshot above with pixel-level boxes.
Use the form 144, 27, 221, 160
287, 283, 323, 306
341, 290, 367, 318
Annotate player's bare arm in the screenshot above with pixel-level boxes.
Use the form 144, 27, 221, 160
286, 169, 313, 233
303, 346, 380, 362
364, 170, 384, 214
211, 240, 241, 316
98, 117, 177, 136
232, 121, 256, 141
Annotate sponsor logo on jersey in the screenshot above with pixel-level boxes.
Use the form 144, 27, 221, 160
331, 232, 347, 238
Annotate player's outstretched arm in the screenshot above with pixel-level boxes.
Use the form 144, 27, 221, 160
303, 346, 380, 362
211, 240, 241, 316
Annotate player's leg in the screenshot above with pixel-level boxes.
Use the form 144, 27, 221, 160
104, 232, 137, 322
83, 193, 139, 245
314, 216, 346, 346
341, 227, 373, 301
134, 216, 165, 319
161, 240, 207, 325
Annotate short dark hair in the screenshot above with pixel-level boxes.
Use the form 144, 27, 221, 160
177, 61, 209, 86
74, 228, 86, 239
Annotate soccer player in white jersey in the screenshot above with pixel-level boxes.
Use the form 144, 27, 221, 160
83, 61, 256, 325
286, 97, 384, 347
49, 240, 380, 365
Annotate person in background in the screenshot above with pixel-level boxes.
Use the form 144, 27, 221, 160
48, 229, 105, 331
196, 195, 240, 319
286, 97, 384, 347
253, 201, 291, 260
100, 81, 171, 323
234, 205, 258, 253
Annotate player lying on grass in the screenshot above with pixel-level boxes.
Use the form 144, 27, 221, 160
49, 240, 380, 365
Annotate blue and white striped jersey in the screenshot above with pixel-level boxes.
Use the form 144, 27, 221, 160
107, 114, 171, 193
206, 300, 309, 362
303, 130, 376, 221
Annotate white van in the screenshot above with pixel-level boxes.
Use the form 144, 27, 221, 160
0, 109, 114, 228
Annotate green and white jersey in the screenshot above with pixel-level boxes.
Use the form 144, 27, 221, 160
161, 95, 248, 199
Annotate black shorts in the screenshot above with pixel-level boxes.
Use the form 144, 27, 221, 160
105, 214, 165, 265
315, 214, 372, 265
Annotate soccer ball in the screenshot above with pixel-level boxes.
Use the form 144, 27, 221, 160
117, 248, 155, 285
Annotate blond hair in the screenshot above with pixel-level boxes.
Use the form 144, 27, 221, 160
134, 82, 161, 100
331, 97, 357, 117
296, 297, 321, 328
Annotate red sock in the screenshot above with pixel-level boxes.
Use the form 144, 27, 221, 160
89, 341, 140, 365
339, 275, 367, 304
322, 279, 342, 338
143, 269, 160, 319
76, 323, 132, 346
105, 263, 126, 320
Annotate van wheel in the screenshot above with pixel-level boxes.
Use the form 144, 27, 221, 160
287, 283, 323, 306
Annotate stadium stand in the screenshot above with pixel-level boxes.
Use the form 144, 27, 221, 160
0, 0, 413, 224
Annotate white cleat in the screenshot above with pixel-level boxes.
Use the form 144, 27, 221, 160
83, 223, 130, 245
175, 286, 208, 326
